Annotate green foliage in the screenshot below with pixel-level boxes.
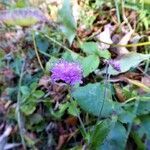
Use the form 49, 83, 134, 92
101, 122, 127, 150
51, 102, 69, 119
58, 0, 77, 45
15, 0, 27, 8
0, 0, 150, 149
81, 55, 100, 77
72, 83, 122, 117
20, 82, 44, 115
89, 119, 113, 150
68, 100, 79, 116
131, 115, 150, 150
45, 57, 58, 73
80, 42, 111, 59
35, 35, 49, 53
0, 51, 5, 68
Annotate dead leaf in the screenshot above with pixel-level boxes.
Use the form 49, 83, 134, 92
116, 30, 134, 55
65, 116, 78, 126
96, 24, 113, 50
72, 0, 80, 23
139, 76, 150, 93
120, 72, 141, 80
39, 75, 50, 88
125, 78, 150, 92
114, 84, 126, 102
4, 143, 21, 150
56, 134, 69, 150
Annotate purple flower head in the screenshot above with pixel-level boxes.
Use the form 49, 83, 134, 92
109, 60, 121, 72
0, 8, 47, 26
51, 60, 83, 85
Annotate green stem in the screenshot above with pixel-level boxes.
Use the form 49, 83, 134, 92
43, 34, 73, 53
122, 96, 138, 105
114, 0, 121, 24
32, 32, 44, 71
16, 60, 26, 150
69, 88, 87, 138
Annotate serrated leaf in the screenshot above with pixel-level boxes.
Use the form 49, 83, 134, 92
72, 83, 122, 117
58, 0, 77, 45
102, 53, 150, 75
81, 55, 100, 77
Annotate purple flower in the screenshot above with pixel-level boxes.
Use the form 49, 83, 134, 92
0, 8, 47, 26
109, 60, 121, 72
51, 60, 83, 85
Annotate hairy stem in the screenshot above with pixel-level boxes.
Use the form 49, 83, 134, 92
32, 32, 44, 71
16, 60, 26, 150
69, 88, 87, 138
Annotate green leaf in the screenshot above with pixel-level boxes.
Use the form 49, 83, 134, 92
137, 101, 150, 115
35, 36, 49, 52
51, 102, 69, 119
119, 110, 135, 124
131, 115, 150, 149
102, 52, 150, 75
98, 50, 111, 59
15, 0, 27, 8
58, 0, 76, 45
68, 100, 79, 116
29, 114, 43, 125
72, 83, 122, 117
62, 51, 83, 62
20, 86, 30, 96
81, 55, 100, 77
131, 131, 146, 150
21, 102, 36, 115
80, 42, 99, 55
80, 42, 111, 59
46, 57, 58, 73
139, 115, 150, 138
30, 82, 38, 91
33, 90, 44, 99
101, 122, 127, 150
89, 119, 112, 150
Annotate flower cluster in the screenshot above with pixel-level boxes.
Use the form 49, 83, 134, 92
0, 8, 47, 26
109, 60, 121, 72
51, 60, 83, 85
